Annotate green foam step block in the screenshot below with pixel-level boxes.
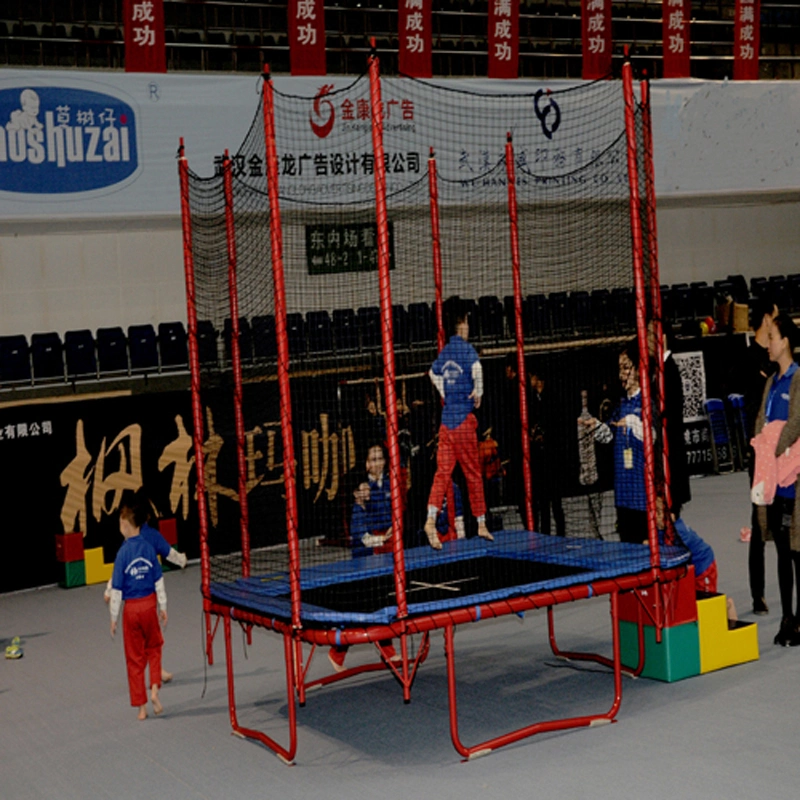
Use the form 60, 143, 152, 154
620, 619, 701, 682
59, 559, 86, 589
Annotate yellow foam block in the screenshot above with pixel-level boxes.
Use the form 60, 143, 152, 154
84, 547, 114, 585
697, 593, 759, 674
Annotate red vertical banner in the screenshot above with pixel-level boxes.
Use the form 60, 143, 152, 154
662, 0, 691, 77
398, 0, 432, 78
123, 0, 166, 73
734, 0, 760, 80
581, 0, 612, 80
488, 0, 519, 79
288, 0, 326, 76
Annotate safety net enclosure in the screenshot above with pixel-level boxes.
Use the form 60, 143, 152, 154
178, 51, 690, 762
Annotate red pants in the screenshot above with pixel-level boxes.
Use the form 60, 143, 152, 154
428, 415, 486, 518
123, 594, 163, 707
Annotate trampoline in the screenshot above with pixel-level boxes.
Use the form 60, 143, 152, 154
179, 51, 691, 762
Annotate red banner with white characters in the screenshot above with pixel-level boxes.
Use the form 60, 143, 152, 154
733, 0, 760, 80
288, 0, 326, 76
488, 0, 519, 79
581, 0, 612, 80
123, 0, 166, 73
662, 0, 691, 78
398, 0, 432, 78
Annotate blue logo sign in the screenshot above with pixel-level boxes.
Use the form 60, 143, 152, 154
0, 86, 139, 194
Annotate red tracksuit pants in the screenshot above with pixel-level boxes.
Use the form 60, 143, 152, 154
123, 593, 163, 707
428, 415, 486, 518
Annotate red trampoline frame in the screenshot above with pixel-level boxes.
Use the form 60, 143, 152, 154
178, 51, 680, 763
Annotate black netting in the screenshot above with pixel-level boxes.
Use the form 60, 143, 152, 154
182, 67, 679, 620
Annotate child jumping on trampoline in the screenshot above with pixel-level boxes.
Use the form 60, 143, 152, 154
424, 304, 493, 550
108, 500, 168, 720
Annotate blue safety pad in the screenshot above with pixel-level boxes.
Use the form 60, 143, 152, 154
210, 530, 691, 627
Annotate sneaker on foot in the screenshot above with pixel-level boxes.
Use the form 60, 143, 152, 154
424, 518, 442, 550
5, 644, 22, 660
328, 647, 347, 673
753, 597, 769, 616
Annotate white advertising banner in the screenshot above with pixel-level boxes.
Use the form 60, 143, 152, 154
1, 68, 799, 221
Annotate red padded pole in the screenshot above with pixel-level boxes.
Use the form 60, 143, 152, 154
178, 139, 215, 663
505, 133, 534, 532
369, 46, 408, 618
222, 152, 252, 578
262, 70, 303, 630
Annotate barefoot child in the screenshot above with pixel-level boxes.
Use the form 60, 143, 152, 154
108, 501, 168, 720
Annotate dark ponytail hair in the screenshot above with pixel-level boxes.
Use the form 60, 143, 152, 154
772, 313, 799, 353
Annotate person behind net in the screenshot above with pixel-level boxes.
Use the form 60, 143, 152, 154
752, 313, 800, 646
424, 303, 494, 550
328, 443, 400, 672
528, 365, 566, 536
743, 297, 779, 615
104, 491, 187, 683
580, 339, 649, 544
107, 499, 168, 720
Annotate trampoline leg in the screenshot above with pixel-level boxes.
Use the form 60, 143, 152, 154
222, 614, 297, 764
444, 596, 625, 760
205, 608, 220, 666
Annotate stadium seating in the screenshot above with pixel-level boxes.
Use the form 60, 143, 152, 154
223, 317, 254, 364
332, 308, 359, 352
251, 314, 277, 360
64, 330, 97, 379
196, 320, 219, 366
128, 325, 159, 372
307, 310, 333, 354
158, 322, 189, 369
0, 335, 31, 384
31, 332, 65, 382
96, 326, 129, 375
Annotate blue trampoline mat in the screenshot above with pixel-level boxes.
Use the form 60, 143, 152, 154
209, 530, 691, 626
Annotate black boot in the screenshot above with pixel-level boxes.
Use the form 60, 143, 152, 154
774, 617, 794, 646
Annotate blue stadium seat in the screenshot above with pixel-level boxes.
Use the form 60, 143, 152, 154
407, 302, 434, 344
31, 332, 64, 382
251, 315, 276, 360
223, 317, 253, 364
0, 335, 31, 384
610, 287, 635, 330
548, 291, 572, 334
96, 326, 129, 375
196, 320, 219, 366
332, 308, 359, 352
286, 313, 306, 357
357, 306, 381, 349
158, 322, 188, 369
477, 295, 504, 340
64, 330, 97, 378
392, 305, 409, 348
307, 310, 333, 353
128, 324, 158, 372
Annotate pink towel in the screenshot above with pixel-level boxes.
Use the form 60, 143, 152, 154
751, 420, 785, 506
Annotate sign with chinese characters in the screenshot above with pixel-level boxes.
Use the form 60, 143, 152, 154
305, 221, 395, 275
289, 0, 326, 76
581, 0, 612, 80
399, 0, 432, 78
123, 0, 166, 73
488, 0, 519, 79
734, 0, 760, 80
662, 0, 691, 78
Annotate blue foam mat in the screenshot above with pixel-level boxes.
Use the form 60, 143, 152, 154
210, 530, 690, 627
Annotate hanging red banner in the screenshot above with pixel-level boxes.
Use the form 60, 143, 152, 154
662, 0, 691, 78
123, 0, 166, 73
488, 0, 519, 79
733, 0, 760, 80
399, 0, 432, 78
581, 0, 612, 80
288, 0, 326, 76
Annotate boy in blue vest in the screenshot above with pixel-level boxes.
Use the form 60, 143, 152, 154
108, 500, 168, 720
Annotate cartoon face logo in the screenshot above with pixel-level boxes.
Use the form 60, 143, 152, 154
310, 83, 335, 139
533, 89, 561, 141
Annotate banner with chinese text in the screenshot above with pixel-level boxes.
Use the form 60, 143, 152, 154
399, 0, 432, 78
123, 0, 166, 73
289, 0, 326, 76
662, 0, 691, 78
733, 0, 760, 80
488, 0, 519, 79
581, 0, 612, 80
